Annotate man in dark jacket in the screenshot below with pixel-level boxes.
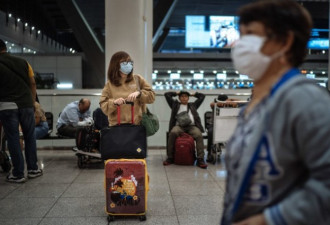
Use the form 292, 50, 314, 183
163, 90, 207, 168
0, 39, 42, 183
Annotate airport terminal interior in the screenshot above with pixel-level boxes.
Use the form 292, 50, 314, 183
0, 0, 329, 224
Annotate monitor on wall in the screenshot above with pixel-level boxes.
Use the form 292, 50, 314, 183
308, 28, 329, 50
185, 15, 239, 48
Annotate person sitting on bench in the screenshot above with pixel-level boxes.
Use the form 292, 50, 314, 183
163, 90, 207, 169
34, 102, 49, 139
56, 98, 92, 138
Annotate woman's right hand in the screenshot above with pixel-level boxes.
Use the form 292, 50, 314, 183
114, 98, 126, 105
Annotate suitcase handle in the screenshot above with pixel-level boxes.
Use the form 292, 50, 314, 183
117, 101, 134, 125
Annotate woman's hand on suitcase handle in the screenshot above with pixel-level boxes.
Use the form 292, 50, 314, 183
114, 98, 126, 105
126, 91, 140, 102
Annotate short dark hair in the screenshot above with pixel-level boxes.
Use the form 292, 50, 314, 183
238, 0, 312, 67
0, 39, 7, 52
178, 90, 190, 97
217, 94, 228, 101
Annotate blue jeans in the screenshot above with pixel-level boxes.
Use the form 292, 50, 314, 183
0, 108, 38, 177
35, 121, 49, 139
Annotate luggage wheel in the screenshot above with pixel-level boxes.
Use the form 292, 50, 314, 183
107, 215, 115, 223
139, 215, 147, 221
210, 144, 222, 165
77, 155, 86, 169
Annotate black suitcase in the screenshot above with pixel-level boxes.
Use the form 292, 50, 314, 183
100, 103, 147, 160
75, 125, 100, 152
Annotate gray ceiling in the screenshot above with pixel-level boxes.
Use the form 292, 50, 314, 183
0, 0, 328, 52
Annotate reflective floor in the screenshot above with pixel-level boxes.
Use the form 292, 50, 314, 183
0, 149, 226, 225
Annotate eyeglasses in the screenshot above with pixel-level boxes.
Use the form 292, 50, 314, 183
120, 60, 134, 65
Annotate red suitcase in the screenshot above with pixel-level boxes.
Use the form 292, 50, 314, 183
174, 133, 196, 165
105, 159, 148, 222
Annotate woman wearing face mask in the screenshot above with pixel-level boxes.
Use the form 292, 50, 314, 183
99, 51, 155, 126
221, 1, 330, 225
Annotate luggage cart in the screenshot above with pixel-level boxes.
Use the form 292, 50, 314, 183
73, 123, 102, 168
210, 100, 246, 164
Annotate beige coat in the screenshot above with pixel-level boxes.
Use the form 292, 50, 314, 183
99, 74, 155, 126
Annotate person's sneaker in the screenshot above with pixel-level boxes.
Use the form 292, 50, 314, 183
197, 158, 208, 169
163, 158, 174, 166
6, 174, 26, 183
27, 169, 43, 178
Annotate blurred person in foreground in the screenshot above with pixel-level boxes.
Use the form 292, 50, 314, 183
221, 1, 330, 225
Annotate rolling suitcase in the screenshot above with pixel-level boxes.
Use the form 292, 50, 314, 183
100, 103, 147, 160
105, 159, 148, 223
174, 133, 196, 165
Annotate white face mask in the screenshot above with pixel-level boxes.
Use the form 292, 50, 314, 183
231, 35, 280, 81
119, 62, 133, 75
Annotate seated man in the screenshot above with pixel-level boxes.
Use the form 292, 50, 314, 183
163, 90, 207, 169
56, 98, 92, 138
34, 102, 49, 139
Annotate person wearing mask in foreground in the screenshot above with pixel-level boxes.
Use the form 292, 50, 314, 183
221, 1, 330, 225
99, 51, 155, 126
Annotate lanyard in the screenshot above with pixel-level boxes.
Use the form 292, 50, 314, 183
231, 68, 300, 216
270, 68, 300, 96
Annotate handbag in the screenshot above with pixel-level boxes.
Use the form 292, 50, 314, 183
176, 108, 192, 127
100, 103, 147, 160
141, 107, 159, 137
134, 75, 159, 137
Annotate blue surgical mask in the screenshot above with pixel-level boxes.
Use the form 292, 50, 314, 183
120, 62, 133, 75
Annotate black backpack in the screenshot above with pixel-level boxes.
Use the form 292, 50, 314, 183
93, 108, 109, 130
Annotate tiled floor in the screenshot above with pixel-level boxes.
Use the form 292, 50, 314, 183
0, 149, 226, 225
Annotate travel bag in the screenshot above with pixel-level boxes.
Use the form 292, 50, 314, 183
75, 125, 100, 152
100, 103, 147, 160
174, 133, 196, 165
105, 158, 148, 222
0, 121, 11, 172
93, 107, 109, 130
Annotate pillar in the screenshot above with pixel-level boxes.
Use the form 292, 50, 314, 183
105, 0, 153, 84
